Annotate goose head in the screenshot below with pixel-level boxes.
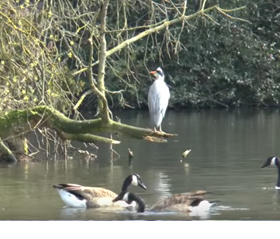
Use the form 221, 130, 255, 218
150, 67, 164, 81
261, 156, 280, 168
121, 174, 147, 192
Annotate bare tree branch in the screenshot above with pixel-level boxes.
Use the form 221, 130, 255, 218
72, 4, 246, 77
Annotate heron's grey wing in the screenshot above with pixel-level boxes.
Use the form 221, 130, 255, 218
148, 82, 164, 127
148, 82, 159, 114
148, 81, 170, 115
159, 82, 170, 117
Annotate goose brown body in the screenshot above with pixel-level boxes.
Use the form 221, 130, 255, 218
53, 184, 125, 208
149, 190, 209, 212
113, 190, 216, 213
53, 174, 147, 209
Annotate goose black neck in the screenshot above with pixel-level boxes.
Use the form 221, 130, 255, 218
277, 166, 280, 188
130, 193, 145, 213
121, 177, 131, 192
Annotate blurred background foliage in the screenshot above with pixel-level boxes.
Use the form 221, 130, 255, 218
0, 0, 279, 116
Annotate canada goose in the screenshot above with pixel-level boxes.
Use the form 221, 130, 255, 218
148, 67, 170, 132
53, 174, 147, 208
113, 190, 218, 213
261, 156, 280, 189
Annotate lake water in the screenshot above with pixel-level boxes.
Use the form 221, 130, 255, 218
0, 108, 280, 220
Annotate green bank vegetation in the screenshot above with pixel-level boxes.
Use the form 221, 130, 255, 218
1, 0, 271, 162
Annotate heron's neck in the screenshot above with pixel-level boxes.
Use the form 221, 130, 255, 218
156, 76, 165, 81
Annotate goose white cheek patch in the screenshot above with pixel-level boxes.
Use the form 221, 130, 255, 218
131, 175, 138, 186
270, 157, 277, 166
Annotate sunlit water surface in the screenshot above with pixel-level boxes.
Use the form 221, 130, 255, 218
1, 109, 280, 220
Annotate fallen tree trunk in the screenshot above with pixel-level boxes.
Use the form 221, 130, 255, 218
0, 106, 176, 162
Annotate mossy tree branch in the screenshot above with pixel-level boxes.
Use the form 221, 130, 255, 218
0, 105, 176, 160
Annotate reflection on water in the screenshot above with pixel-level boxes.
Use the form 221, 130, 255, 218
0, 109, 280, 220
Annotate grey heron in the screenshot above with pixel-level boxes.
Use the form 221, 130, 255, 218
148, 67, 170, 132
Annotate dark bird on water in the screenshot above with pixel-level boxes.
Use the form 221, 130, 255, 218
261, 156, 280, 189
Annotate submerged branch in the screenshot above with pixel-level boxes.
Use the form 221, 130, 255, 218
0, 137, 17, 163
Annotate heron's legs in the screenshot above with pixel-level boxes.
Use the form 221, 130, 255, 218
152, 125, 163, 133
